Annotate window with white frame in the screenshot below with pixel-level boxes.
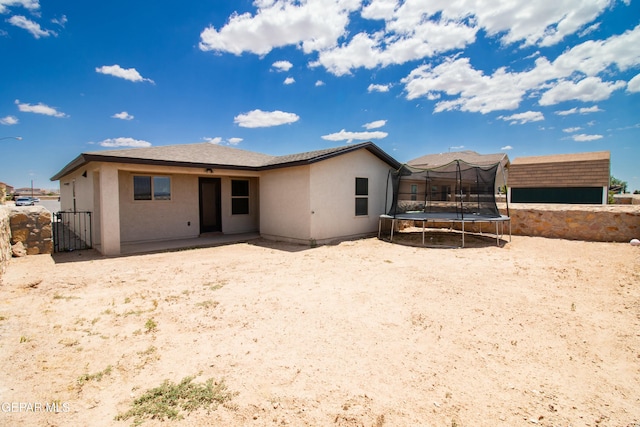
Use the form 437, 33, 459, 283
133, 176, 171, 201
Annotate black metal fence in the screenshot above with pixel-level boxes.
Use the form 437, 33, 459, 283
53, 211, 92, 252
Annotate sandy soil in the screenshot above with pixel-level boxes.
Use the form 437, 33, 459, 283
0, 233, 639, 426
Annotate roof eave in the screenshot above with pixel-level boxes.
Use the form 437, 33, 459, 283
50, 153, 261, 181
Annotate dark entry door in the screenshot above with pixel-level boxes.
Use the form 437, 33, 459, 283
199, 178, 222, 233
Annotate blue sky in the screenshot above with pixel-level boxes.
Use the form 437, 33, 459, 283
1, 0, 639, 191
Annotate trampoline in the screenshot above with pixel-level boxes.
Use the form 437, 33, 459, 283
379, 159, 511, 248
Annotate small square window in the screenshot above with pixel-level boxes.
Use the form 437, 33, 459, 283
232, 180, 249, 197
355, 198, 368, 216
232, 198, 250, 215
153, 176, 171, 200
133, 176, 152, 200
355, 177, 368, 196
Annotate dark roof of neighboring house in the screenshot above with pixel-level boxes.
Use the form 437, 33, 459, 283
407, 150, 510, 168
51, 141, 401, 181
508, 151, 610, 188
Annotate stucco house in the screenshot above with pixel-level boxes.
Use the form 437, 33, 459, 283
51, 141, 400, 255
508, 151, 610, 204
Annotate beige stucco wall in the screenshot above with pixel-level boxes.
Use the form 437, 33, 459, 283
118, 171, 200, 243
259, 150, 394, 244
260, 165, 311, 242
59, 168, 96, 213
118, 172, 260, 244
309, 150, 393, 242
59, 167, 99, 246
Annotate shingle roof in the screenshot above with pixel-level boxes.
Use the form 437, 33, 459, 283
86, 143, 276, 167
508, 151, 610, 188
408, 150, 509, 168
264, 141, 400, 169
51, 141, 401, 181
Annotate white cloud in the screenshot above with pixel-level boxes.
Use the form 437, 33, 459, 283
96, 65, 154, 84
111, 111, 134, 120
580, 106, 603, 114
7, 15, 55, 38
363, 119, 386, 129
572, 133, 603, 141
555, 105, 603, 115
234, 109, 300, 128
500, 145, 513, 150
0, 0, 40, 14
539, 76, 626, 105
197, 1, 637, 117
498, 111, 544, 125
578, 22, 600, 38
98, 137, 151, 148
199, 0, 360, 55
15, 99, 67, 117
400, 23, 640, 114
314, 20, 477, 76
204, 136, 243, 145
200, 0, 615, 67
402, 57, 525, 114
627, 73, 640, 93
272, 60, 293, 72
361, 0, 396, 20
321, 129, 388, 143
284, 76, 295, 85
203, 137, 223, 144
563, 127, 582, 133
51, 15, 67, 27
0, 115, 18, 125
368, 83, 390, 93
315, 80, 325, 86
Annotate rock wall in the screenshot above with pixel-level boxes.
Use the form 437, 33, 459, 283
502, 204, 640, 242
0, 206, 11, 279
8, 206, 53, 255
402, 204, 640, 242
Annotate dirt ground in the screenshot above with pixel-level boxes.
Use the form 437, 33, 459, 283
0, 233, 639, 426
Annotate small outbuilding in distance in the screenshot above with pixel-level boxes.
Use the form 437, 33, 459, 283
507, 151, 610, 204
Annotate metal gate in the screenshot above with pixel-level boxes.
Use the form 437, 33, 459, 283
53, 211, 92, 252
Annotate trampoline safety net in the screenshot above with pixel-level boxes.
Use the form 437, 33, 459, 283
386, 160, 504, 219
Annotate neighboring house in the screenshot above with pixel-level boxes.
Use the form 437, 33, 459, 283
407, 150, 510, 194
0, 182, 14, 195
507, 151, 610, 204
51, 142, 400, 255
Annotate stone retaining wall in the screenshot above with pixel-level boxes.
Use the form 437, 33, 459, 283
402, 204, 640, 242
0, 207, 11, 279
502, 204, 639, 242
8, 206, 53, 255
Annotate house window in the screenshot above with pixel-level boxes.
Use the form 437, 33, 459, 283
410, 184, 418, 201
355, 177, 368, 216
231, 179, 250, 215
133, 176, 171, 201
